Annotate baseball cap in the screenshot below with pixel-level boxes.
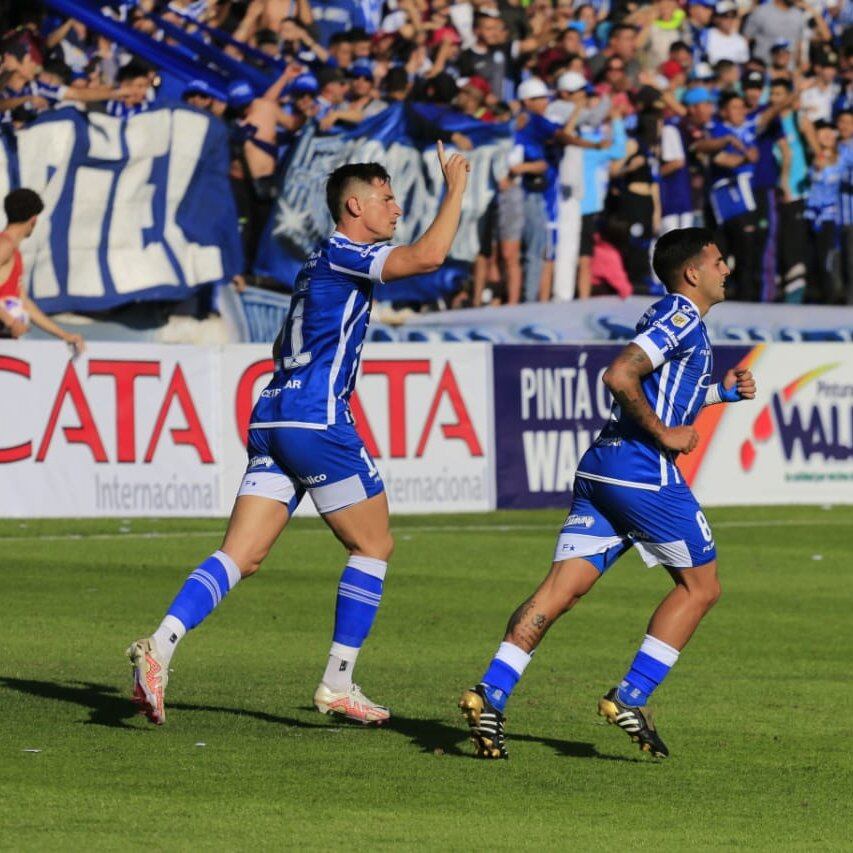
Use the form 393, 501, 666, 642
463, 75, 492, 96
429, 26, 462, 47
690, 62, 715, 81
659, 59, 686, 80
227, 79, 255, 108
743, 70, 765, 89
771, 38, 791, 53
715, 0, 738, 13
814, 47, 839, 67
682, 86, 716, 105
688, 0, 716, 7
347, 62, 373, 80
517, 77, 552, 100
183, 78, 216, 99
556, 71, 589, 93
287, 72, 319, 95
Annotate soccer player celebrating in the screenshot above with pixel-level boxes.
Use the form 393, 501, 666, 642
129, 144, 470, 725
459, 228, 756, 759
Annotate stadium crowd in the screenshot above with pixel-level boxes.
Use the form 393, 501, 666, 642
3, 0, 853, 315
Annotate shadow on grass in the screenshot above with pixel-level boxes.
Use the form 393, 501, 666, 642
364, 712, 640, 762
0, 676, 332, 731
1, 677, 644, 762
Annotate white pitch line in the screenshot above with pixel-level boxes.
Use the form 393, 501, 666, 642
0, 517, 848, 544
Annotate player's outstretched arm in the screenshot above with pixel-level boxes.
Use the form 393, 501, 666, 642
603, 343, 699, 455
381, 139, 470, 282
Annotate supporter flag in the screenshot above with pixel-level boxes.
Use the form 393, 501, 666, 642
5, 104, 242, 314
254, 103, 512, 304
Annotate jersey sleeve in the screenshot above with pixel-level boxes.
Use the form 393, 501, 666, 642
632, 303, 700, 369
327, 240, 395, 284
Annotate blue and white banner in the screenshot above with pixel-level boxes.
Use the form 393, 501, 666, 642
254, 103, 512, 303
2, 104, 242, 314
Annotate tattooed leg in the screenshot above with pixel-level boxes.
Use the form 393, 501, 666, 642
503, 558, 602, 653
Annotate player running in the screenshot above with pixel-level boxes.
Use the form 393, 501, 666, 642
459, 227, 756, 759
128, 144, 470, 725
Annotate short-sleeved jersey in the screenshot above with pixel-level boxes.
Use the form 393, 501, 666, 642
576, 293, 712, 490
249, 231, 394, 429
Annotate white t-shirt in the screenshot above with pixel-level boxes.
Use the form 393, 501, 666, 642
661, 123, 686, 163
799, 84, 839, 123
705, 28, 749, 65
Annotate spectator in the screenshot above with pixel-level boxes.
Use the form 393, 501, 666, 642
743, 0, 807, 65
800, 47, 840, 122
804, 119, 844, 302
0, 189, 85, 354
577, 104, 627, 298
457, 10, 524, 102
705, 2, 749, 66
770, 76, 810, 302
589, 24, 643, 85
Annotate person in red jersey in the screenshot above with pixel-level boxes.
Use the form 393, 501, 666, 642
0, 189, 85, 355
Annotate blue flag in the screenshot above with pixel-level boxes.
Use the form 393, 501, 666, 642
254, 103, 512, 303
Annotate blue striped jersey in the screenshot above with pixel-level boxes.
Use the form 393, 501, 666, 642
250, 232, 394, 429
1, 80, 68, 124
577, 294, 713, 490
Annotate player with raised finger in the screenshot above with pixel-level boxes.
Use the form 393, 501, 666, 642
459, 227, 757, 759
128, 142, 470, 726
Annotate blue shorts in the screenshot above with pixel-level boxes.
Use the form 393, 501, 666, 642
237, 422, 384, 516
552, 475, 717, 571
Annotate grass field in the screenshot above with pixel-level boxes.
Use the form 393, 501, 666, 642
1, 505, 851, 850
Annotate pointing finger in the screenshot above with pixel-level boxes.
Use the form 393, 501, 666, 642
437, 138, 447, 169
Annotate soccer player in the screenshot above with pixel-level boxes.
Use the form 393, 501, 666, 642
0, 189, 85, 355
128, 145, 470, 725
459, 228, 756, 759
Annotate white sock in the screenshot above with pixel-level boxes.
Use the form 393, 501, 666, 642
322, 641, 360, 692
152, 615, 186, 668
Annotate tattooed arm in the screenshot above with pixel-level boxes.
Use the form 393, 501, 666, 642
603, 343, 699, 455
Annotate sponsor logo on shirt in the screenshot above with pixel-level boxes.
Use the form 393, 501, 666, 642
564, 514, 595, 528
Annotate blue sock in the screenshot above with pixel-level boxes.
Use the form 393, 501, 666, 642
323, 556, 387, 690
616, 634, 680, 707
166, 551, 241, 632
481, 642, 532, 713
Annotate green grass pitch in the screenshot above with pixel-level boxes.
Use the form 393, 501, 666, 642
1, 506, 851, 850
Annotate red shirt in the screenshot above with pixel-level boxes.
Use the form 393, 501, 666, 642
0, 233, 22, 301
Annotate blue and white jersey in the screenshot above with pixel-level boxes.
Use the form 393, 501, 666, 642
250, 232, 394, 429
577, 293, 712, 490
0, 80, 67, 124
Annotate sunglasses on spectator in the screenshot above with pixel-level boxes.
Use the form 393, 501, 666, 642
720, 11, 737, 17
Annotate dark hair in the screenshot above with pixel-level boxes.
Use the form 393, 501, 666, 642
608, 24, 637, 41
713, 59, 735, 74
652, 227, 716, 290
769, 76, 793, 91
718, 90, 744, 110
837, 109, 853, 120
42, 58, 73, 85
326, 162, 390, 221
116, 61, 150, 83
669, 40, 691, 54
4, 188, 44, 223
384, 66, 409, 94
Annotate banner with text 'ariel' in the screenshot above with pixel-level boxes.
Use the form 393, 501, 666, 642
4, 105, 242, 314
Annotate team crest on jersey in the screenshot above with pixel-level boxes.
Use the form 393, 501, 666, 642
671, 312, 690, 328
